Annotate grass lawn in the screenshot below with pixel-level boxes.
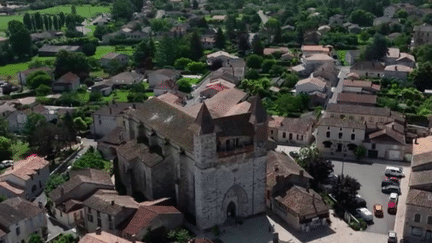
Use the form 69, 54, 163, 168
178, 77, 200, 85
76, 91, 90, 103
0, 5, 111, 31
336, 50, 348, 66
93, 45, 135, 59
11, 141, 30, 161
102, 89, 130, 102
90, 70, 110, 79
145, 92, 154, 97
0, 56, 55, 77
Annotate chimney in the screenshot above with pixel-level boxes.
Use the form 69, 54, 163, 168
132, 104, 136, 109
111, 200, 115, 206
274, 165, 279, 172
95, 227, 101, 235
131, 235, 136, 243
60, 186, 64, 196
415, 137, 418, 144
300, 169, 304, 177
395, 65, 398, 71
109, 107, 112, 114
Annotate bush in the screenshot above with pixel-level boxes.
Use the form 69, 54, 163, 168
27, 71, 52, 90
82, 43, 97, 56
245, 69, 260, 80
84, 78, 95, 87
186, 62, 207, 73
174, 57, 193, 70
73, 117, 87, 131
89, 91, 103, 102
246, 54, 263, 69
127, 92, 148, 102
35, 84, 52, 97
177, 79, 192, 93
72, 148, 107, 171
45, 173, 69, 194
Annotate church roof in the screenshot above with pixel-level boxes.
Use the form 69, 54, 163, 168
248, 96, 267, 124
195, 102, 215, 135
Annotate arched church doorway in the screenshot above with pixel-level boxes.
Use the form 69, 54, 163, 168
227, 201, 236, 218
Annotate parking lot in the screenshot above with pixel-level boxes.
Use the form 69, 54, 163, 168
331, 159, 410, 235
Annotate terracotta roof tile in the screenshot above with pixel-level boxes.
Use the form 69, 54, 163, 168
1, 155, 49, 181
79, 232, 143, 243
337, 93, 377, 105
406, 189, 432, 207
275, 185, 329, 216
326, 103, 391, 116
267, 151, 312, 188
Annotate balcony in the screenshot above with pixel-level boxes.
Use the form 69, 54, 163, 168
217, 144, 254, 158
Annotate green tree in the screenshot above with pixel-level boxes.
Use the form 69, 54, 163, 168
71, 5, 77, 15
35, 84, 51, 96
133, 39, 153, 68
82, 43, 96, 56
245, 69, 260, 79
155, 35, 179, 67
363, 34, 388, 61
246, 54, 263, 69
0, 117, 9, 138
127, 92, 148, 102
26, 71, 52, 90
215, 27, 225, 49
238, 34, 250, 55
131, 0, 144, 11
44, 174, 68, 194
414, 44, 432, 63
150, 18, 172, 32
308, 158, 334, 186
48, 16, 53, 31
192, 0, 198, 9
350, 9, 374, 27
410, 61, 432, 91
273, 23, 282, 44
73, 117, 87, 131
251, 34, 264, 55
34, 12, 43, 30
59, 12, 65, 28
43, 15, 49, 30
0, 136, 12, 161
112, 0, 134, 20
53, 15, 59, 30
261, 59, 276, 73
29, 234, 43, 243
424, 13, 432, 25
332, 175, 361, 209
177, 79, 192, 93
89, 91, 103, 102
23, 13, 33, 31
54, 50, 90, 78
174, 57, 192, 70
72, 148, 107, 170
167, 228, 192, 243
359, 30, 370, 42
105, 59, 126, 76
354, 145, 367, 160
186, 61, 206, 73
7, 20, 32, 59
395, 9, 408, 18
190, 31, 203, 61
0, 195, 7, 203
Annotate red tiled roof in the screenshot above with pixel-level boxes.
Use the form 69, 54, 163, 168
123, 205, 180, 235
1, 155, 49, 181
301, 45, 330, 52
337, 93, 377, 105
79, 232, 143, 243
57, 72, 79, 84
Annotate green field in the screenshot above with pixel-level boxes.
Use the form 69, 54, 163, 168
0, 4, 111, 31
0, 56, 55, 77
93, 46, 135, 59
178, 77, 200, 84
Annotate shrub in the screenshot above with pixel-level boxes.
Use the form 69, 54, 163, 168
186, 62, 207, 73
174, 57, 193, 70
82, 43, 97, 56
177, 79, 192, 93
35, 84, 52, 97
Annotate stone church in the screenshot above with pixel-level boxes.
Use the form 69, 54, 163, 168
115, 95, 268, 230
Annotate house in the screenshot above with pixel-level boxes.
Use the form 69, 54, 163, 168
79, 231, 143, 243
301, 45, 332, 58
345, 50, 361, 65
373, 16, 399, 27
385, 47, 401, 65
97, 127, 126, 160
49, 169, 115, 227
0, 197, 47, 243
0, 155, 49, 200
329, 14, 344, 26
346, 72, 360, 80
411, 136, 432, 172
83, 190, 139, 235
201, 36, 215, 49
157, 92, 187, 107
154, 79, 178, 96
318, 25, 331, 34
321, 104, 409, 160
30, 31, 63, 41
342, 80, 381, 94
38, 45, 81, 57
91, 80, 114, 96
121, 205, 183, 240
110, 72, 143, 88
52, 72, 80, 92
404, 189, 432, 242
268, 116, 316, 145
0, 102, 16, 119
336, 93, 377, 106
384, 3, 417, 18
295, 77, 327, 95
206, 51, 239, 66
169, 24, 190, 37
266, 151, 329, 232
17, 66, 53, 86
311, 62, 338, 86
413, 25, 432, 47
199, 79, 235, 98
147, 69, 181, 88
350, 61, 385, 78
211, 15, 227, 21
100, 53, 130, 68
91, 102, 142, 139
116, 96, 268, 230
6, 110, 28, 133
263, 47, 290, 56
102, 28, 151, 45
387, 32, 402, 41
397, 52, 416, 68
384, 64, 414, 81
290, 64, 308, 77
302, 54, 334, 73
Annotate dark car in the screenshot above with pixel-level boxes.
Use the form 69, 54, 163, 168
354, 197, 367, 208
323, 173, 339, 185
382, 177, 400, 187
382, 185, 401, 195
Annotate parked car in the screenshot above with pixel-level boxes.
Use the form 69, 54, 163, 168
388, 230, 397, 243
354, 194, 366, 208
382, 177, 400, 187
388, 193, 398, 214
356, 207, 373, 222
323, 173, 339, 185
382, 185, 401, 195
373, 204, 384, 218
385, 166, 405, 178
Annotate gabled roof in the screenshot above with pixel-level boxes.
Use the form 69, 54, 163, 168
275, 185, 329, 217
50, 168, 114, 204
336, 93, 377, 105
263, 47, 290, 55
305, 54, 334, 61
412, 136, 432, 168
93, 102, 141, 116
397, 52, 415, 62
110, 72, 143, 85
384, 64, 414, 72
368, 128, 406, 145
148, 69, 180, 78
79, 232, 143, 243
318, 117, 365, 129
248, 96, 267, 124
155, 79, 177, 90
116, 139, 163, 167
0, 181, 25, 195
19, 66, 53, 76
296, 77, 327, 90
301, 45, 330, 53
99, 126, 126, 145
83, 190, 139, 216
269, 115, 315, 134
386, 48, 400, 59
351, 61, 385, 71
410, 170, 432, 188
0, 197, 44, 228
206, 51, 238, 59
1, 155, 49, 181
122, 205, 181, 235
326, 103, 391, 116
56, 72, 79, 84
406, 189, 432, 208
194, 102, 214, 135
267, 151, 312, 188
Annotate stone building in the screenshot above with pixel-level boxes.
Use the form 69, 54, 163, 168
117, 96, 268, 230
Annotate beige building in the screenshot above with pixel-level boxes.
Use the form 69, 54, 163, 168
350, 61, 385, 78
301, 45, 332, 58
268, 116, 316, 145
0, 156, 49, 200
413, 25, 432, 47
100, 53, 130, 68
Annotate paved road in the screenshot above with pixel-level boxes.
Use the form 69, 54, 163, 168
257, 10, 269, 25
331, 159, 410, 235
328, 66, 350, 104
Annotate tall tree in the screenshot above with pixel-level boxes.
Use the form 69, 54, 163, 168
133, 39, 152, 68
215, 27, 225, 49
43, 15, 49, 30
34, 12, 42, 30
71, 5, 77, 15
48, 15, 53, 30
131, 0, 144, 12
112, 0, 134, 20
363, 33, 388, 61
350, 9, 375, 27
410, 61, 432, 91
54, 50, 90, 78
189, 31, 203, 61
23, 13, 33, 31
7, 20, 32, 59
238, 34, 250, 55
192, 0, 198, 9
155, 35, 179, 67
273, 23, 282, 44
59, 12, 65, 28
53, 15, 59, 30
251, 34, 263, 55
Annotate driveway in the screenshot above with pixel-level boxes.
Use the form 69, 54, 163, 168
331, 159, 410, 235
328, 66, 350, 104
155, 10, 165, 19
257, 10, 269, 25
